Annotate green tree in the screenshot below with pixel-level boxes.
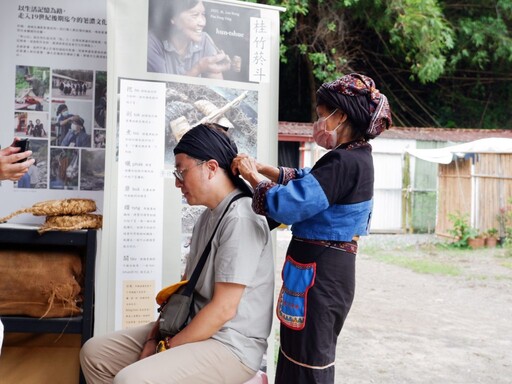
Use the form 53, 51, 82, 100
252, 0, 512, 128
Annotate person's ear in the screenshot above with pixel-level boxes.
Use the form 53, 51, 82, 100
205, 159, 219, 179
337, 111, 348, 125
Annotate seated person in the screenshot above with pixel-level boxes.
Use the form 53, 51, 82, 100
80, 123, 274, 383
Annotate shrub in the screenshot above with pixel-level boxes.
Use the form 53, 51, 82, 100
447, 211, 476, 248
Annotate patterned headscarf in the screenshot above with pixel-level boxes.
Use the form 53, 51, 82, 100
316, 73, 392, 139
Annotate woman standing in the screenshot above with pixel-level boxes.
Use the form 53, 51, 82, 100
232, 73, 392, 384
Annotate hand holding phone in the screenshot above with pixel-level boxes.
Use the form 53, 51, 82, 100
14, 138, 30, 163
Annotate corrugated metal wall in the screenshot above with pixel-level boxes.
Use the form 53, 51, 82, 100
410, 141, 443, 233
371, 151, 403, 232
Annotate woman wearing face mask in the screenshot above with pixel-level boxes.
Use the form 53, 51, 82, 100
147, 0, 231, 78
232, 73, 392, 384
55, 104, 76, 145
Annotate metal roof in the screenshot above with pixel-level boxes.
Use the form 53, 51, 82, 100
278, 122, 512, 143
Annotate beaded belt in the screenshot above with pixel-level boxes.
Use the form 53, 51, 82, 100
293, 236, 358, 254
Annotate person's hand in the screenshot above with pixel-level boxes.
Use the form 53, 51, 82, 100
231, 154, 262, 187
0, 142, 34, 181
138, 338, 158, 360
138, 321, 161, 360
199, 52, 231, 74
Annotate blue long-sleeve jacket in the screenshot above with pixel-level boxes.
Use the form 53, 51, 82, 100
253, 141, 374, 242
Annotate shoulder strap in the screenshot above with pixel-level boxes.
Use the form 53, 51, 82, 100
182, 193, 245, 296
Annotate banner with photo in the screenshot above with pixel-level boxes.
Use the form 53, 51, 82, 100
102, 0, 282, 335
0, 0, 107, 223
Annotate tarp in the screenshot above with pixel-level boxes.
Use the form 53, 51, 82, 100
405, 138, 512, 164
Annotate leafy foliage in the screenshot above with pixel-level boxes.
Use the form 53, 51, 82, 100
447, 211, 478, 249
385, 0, 454, 83
250, 0, 512, 128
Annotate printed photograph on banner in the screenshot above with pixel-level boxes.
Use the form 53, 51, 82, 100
49, 147, 79, 190
51, 99, 92, 148
147, 0, 260, 82
94, 71, 107, 129
163, 81, 259, 265
93, 129, 106, 148
180, 204, 204, 273
14, 65, 50, 112
51, 69, 93, 100
80, 149, 105, 191
164, 82, 258, 166
14, 111, 49, 138
14, 139, 48, 190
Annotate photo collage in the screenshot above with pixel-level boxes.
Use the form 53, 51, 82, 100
14, 66, 107, 191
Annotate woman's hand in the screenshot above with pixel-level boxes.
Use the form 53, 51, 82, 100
231, 154, 262, 188
198, 52, 231, 75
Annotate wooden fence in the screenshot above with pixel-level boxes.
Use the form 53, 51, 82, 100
436, 154, 512, 237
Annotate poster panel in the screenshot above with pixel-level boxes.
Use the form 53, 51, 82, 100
0, 0, 107, 224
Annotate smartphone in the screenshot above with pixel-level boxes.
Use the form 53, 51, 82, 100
14, 138, 30, 163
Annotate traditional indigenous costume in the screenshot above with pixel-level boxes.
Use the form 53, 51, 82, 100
252, 74, 392, 383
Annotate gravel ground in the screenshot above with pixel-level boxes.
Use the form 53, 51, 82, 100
358, 233, 441, 250
275, 230, 512, 384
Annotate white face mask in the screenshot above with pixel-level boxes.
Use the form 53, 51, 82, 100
312, 109, 339, 149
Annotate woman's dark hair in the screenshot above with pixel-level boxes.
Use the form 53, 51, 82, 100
315, 93, 337, 114
316, 92, 371, 141
148, 0, 202, 39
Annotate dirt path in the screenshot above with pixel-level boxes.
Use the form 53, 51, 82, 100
276, 231, 512, 384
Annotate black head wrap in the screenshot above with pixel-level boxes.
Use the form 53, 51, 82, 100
174, 123, 281, 230
316, 73, 392, 139
173, 123, 253, 197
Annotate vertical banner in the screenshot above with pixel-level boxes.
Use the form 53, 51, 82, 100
103, 5, 283, 378
0, 0, 107, 223
116, 79, 166, 329
249, 17, 271, 83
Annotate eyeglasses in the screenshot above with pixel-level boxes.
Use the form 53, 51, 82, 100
173, 160, 206, 182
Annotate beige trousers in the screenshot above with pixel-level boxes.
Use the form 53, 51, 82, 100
80, 322, 255, 384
